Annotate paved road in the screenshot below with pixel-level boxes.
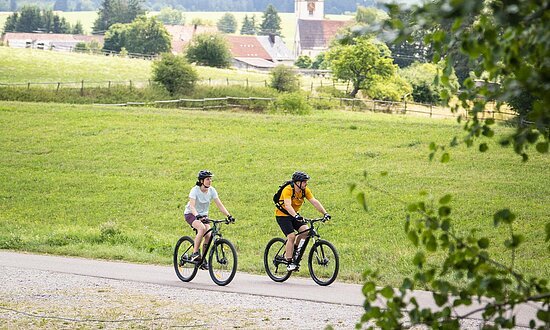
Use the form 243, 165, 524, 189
0, 251, 542, 328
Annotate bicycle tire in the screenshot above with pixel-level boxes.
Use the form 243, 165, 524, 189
264, 237, 291, 282
173, 236, 198, 282
208, 238, 238, 286
308, 239, 339, 286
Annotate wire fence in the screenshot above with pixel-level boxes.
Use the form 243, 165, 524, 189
91, 94, 518, 122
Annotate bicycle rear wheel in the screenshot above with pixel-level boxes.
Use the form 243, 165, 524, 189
173, 236, 198, 282
208, 238, 237, 286
308, 239, 339, 286
264, 237, 291, 282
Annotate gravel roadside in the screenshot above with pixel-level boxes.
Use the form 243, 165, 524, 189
0, 266, 364, 329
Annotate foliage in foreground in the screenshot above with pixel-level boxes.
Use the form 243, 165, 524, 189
355, 0, 549, 328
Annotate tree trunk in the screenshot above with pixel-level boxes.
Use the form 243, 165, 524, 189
349, 85, 360, 98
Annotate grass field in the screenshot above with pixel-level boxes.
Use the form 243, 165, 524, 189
0, 47, 271, 84
0, 101, 548, 285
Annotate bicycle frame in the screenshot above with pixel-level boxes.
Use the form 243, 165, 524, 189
284, 217, 326, 265
194, 219, 229, 265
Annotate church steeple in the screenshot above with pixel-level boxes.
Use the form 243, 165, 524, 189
295, 0, 324, 20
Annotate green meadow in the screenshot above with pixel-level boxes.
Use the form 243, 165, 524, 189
0, 47, 270, 84
0, 101, 548, 285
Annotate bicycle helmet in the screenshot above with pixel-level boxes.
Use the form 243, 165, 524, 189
292, 171, 310, 182
197, 170, 213, 180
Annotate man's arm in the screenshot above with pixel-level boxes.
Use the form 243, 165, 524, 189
308, 198, 327, 215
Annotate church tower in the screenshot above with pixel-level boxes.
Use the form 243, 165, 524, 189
295, 0, 324, 20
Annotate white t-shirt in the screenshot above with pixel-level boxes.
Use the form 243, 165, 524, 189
184, 186, 218, 216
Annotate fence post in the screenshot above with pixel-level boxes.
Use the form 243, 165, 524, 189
81, 80, 84, 96
226, 78, 229, 86
403, 100, 407, 114
209, 78, 211, 86
246, 78, 248, 88
430, 104, 433, 118
108, 81, 111, 90
311, 82, 313, 92
56, 82, 60, 93
129, 80, 132, 91
373, 101, 376, 112
148, 79, 151, 87
264, 80, 267, 87
27, 82, 30, 90
352, 98, 355, 111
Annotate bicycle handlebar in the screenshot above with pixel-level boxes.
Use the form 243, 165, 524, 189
204, 218, 235, 225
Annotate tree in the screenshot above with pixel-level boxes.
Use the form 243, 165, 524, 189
217, 12, 237, 34
72, 20, 84, 34
15, 6, 41, 32
401, 62, 459, 104
185, 32, 232, 68
156, 7, 185, 25
102, 23, 127, 52
93, 0, 144, 33
3, 13, 18, 32
258, 4, 281, 36
152, 53, 198, 95
294, 55, 312, 69
240, 14, 256, 35
355, 0, 549, 328
326, 37, 396, 98
124, 16, 171, 55
269, 65, 299, 92
311, 53, 328, 70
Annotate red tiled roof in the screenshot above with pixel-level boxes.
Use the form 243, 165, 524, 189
297, 19, 348, 49
164, 24, 218, 53
226, 35, 272, 60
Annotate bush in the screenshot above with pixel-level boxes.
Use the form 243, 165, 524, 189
270, 65, 299, 92
270, 92, 312, 115
152, 53, 198, 95
400, 62, 459, 104
185, 32, 232, 68
366, 74, 412, 101
295, 55, 312, 69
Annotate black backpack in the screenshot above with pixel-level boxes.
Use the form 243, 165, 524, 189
273, 180, 298, 215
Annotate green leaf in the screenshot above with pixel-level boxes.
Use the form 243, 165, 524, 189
433, 293, 448, 307
438, 206, 451, 217
439, 194, 452, 205
493, 209, 516, 226
408, 231, 419, 246
380, 286, 394, 298
348, 183, 356, 194
536, 142, 549, 153
479, 143, 488, 152
363, 281, 376, 294
401, 278, 413, 290
441, 152, 450, 163
426, 235, 437, 252
546, 222, 550, 242
356, 192, 368, 212
413, 252, 425, 268
478, 237, 489, 249
441, 219, 451, 232
380, 171, 388, 177
429, 142, 437, 151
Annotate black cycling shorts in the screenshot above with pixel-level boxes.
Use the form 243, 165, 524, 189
276, 216, 305, 236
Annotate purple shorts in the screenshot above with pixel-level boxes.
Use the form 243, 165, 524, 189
184, 213, 210, 226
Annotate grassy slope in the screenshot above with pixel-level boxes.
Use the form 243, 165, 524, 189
0, 101, 548, 285
0, 47, 270, 83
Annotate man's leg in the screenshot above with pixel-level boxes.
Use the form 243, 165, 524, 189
285, 232, 296, 260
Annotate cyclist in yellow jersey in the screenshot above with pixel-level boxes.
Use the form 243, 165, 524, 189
275, 171, 331, 271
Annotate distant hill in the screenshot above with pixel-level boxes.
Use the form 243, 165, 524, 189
0, 0, 420, 14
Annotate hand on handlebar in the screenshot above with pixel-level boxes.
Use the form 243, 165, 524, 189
226, 215, 235, 224
294, 213, 306, 223
323, 213, 331, 221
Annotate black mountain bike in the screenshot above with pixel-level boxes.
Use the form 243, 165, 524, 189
173, 218, 237, 286
263, 217, 339, 286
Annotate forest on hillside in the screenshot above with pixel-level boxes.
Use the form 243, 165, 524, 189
0, 0, 418, 14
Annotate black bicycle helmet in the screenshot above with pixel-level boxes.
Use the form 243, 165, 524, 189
292, 171, 310, 182
197, 170, 213, 180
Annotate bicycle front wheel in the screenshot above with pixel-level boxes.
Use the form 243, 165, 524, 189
208, 238, 237, 286
308, 239, 339, 286
264, 237, 291, 282
173, 236, 198, 282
